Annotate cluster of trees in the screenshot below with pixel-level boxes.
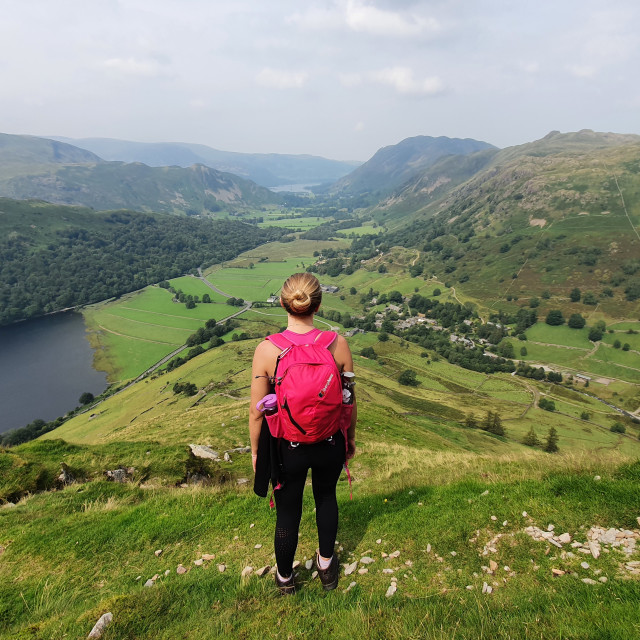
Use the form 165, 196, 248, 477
398, 369, 419, 386
465, 411, 505, 436
173, 382, 198, 396
0, 418, 60, 447
538, 398, 556, 412
159, 282, 213, 308
407, 295, 476, 328
226, 297, 246, 307
515, 364, 562, 383
523, 426, 559, 452
185, 318, 238, 347
0, 209, 283, 326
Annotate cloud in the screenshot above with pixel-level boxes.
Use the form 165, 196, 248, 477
371, 67, 444, 96
339, 73, 363, 88
354, 121, 365, 132
102, 57, 166, 78
256, 67, 308, 89
288, 0, 440, 38
566, 64, 598, 79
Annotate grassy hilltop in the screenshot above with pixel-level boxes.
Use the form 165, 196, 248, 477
2, 306, 640, 637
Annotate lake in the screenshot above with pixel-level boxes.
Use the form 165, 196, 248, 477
0, 312, 108, 434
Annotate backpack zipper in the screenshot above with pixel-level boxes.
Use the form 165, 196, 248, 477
282, 398, 307, 435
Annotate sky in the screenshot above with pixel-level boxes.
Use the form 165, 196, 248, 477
2, 0, 639, 161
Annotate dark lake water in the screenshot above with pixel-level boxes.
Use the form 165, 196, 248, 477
0, 312, 108, 434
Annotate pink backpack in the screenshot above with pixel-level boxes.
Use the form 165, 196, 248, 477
265, 330, 346, 444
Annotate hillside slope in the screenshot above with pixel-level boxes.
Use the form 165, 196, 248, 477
0, 133, 280, 214
370, 131, 640, 316
51, 136, 361, 187
328, 135, 496, 196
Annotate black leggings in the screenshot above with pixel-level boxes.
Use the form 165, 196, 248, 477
274, 431, 345, 577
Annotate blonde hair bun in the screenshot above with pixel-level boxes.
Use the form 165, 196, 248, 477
280, 273, 322, 316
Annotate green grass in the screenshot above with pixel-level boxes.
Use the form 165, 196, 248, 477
525, 323, 593, 348
83, 286, 236, 382
168, 276, 226, 302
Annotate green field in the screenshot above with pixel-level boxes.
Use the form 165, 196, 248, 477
525, 323, 592, 348
83, 286, 236, 381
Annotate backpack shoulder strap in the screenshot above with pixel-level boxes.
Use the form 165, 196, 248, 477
314, 330, 337, 349
266, 332, 293, 350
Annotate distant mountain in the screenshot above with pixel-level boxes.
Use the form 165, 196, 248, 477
0, 133, 280, 214
0, 133, 102, 167
327, 135, 496, 196
50, 137, 361, 188
372, 130, 640, 313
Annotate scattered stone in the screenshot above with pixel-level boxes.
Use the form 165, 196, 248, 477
382, 568, 394, 574
502, 520, 508, 527
581, 562, 590, 570
599, 576, 608, 583
202, 553, 215, 561
522, 511, 528, 517
151, 574, 159, 581
189, 444, 220, 460
176, 565, 187, 575
237, 478, 249, 485
241, 566, 253, 577
345, 581, 357, 592
360, 556, 375, 565
88, 612, 113, 639
292, 560, 301, 570
344, 561, 358, 576
164, 570, 170, 577
389, 550, 400, 559
594, 475, 601, 481
466, 585, 474, 591
250, 523, 255, 528
226, 446, 251, 454
489, 560, 498, 573
312, 570, 318, 579
58, 463, 75, 485
558, 533, 571, 544
405, 560, 413, 567
426, 544, 431, 553
548, 524, 555, 532
503, 566, 510, 572
490, 516, 497, 521
385, 583, 397, 598
450, 551, 457, 557
581, 578, 598, 585
254, 544, 262, 549
358, 568, 369, 575
154, 549, 163, 557
305, 559, 313, 570
194, 559, 204, 566
376, 539, 382, 544
144, 579, 155, 587
588, 541, 601, 559
418, 502, 423, 506
482, 582, 493, 594
135, 576, 141, 581
552, 569, 565, 577
218, 564, 226, 573
104, 467, 135, 483
224, 452, 231, 462
256, 566, 271, 577
481, 490, 489, 496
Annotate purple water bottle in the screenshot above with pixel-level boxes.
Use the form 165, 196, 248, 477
257, 393, 278, 415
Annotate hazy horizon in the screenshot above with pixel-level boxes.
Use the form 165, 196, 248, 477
2, 1, 639, 161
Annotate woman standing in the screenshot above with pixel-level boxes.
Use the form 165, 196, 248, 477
249, 273, 357, 594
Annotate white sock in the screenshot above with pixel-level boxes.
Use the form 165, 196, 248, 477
277, 570, 291, 582
317, 553, 332, 570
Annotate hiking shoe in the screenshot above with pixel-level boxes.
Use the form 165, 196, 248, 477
275, 572, 295, 595
316, 553, 339, 591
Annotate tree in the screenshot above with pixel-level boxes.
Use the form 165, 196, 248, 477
350, 287, 357, 295
613, 339, 621, 349
202, 293, 211, 303
539, 397, 556, 411
522, 426, 541, 447
465, 413, 478, 429
588, 327, 603, 341
488, 412, 505, 436
378, 332, 389, 342
186, 300, 196, 309
432, 288, 441, 296
520, 346, 528, 357
361, 346, 377, 359
570, 288, 581, 302
497, 340, 515, 359
79, 392, 95, 405
482, 411, 495, 431
580, 411, 590, 420
378, 264, 387, 273
610, 422, 626, 434
545, 310, 564, 326
623, 343, 631, 351
582, 292, 598, 305
544, 427, 559, 453
398, 369, 419, 386
568, 313, 586, 329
